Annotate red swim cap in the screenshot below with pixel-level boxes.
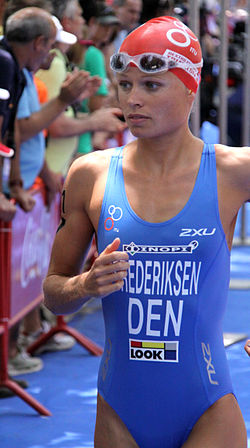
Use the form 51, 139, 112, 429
119, 16, 203, 93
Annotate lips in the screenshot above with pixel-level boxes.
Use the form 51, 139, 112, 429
127, 114, 150, 125
128, 114, 149, 119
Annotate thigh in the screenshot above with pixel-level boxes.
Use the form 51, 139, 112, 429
182, 394, 247, 448
94, 393, 139, 448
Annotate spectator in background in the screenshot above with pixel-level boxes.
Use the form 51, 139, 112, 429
199, 2, 219, 127
140, 0, 175, 23
2, 5, 98, 378
69, 0, 121, 154
0, 1, 27, 221
0, 2, 53, 394
0, 4, 57, 213
36, 0, 126, 178
111, 0, 142, 52
227, 19, 245, 146
103, 0, 143, 91
2, 1, 99, 206
0, 4, 60, 389
14, 18, 99, 365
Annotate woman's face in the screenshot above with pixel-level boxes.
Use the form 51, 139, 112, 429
88, 21, 114, 48
117, 66, 193, 140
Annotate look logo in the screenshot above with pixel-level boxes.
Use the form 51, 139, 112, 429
104, 205, 123, 231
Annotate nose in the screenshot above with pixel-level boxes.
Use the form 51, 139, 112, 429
127, 85, 143, 108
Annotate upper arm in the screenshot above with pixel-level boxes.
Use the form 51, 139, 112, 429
17, 87, 30, 122
229, 146, 250, 201
216, 145, 250, 203
46, 151, 109, 278
47, 164, 95, 278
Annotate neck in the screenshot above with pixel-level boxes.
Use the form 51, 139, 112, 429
127, 127, 203, 177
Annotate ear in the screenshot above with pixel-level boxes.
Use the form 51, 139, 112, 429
186, 87, 196, 101
33, 34, 46, 51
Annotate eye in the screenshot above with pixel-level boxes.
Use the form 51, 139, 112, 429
144, 81, 161, 90
118, 80, 132, 90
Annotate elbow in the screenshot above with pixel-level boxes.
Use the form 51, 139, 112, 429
19, 129, 32, 143
48, 122, 65, 138
42, 296, 57, 315
48, 115, 72, 138
42, 279, 59, 315
42, 295, 59, 316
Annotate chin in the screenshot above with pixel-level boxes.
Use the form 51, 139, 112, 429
129, 129, 145, 138
129, 127, 157, 139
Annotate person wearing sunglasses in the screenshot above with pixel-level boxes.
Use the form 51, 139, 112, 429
43, 16, 248, 448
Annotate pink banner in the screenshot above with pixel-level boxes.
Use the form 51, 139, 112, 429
10, 191, 60, 319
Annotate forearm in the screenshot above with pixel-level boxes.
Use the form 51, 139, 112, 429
9, 120, 22, 182
48, 107, 125, 138
43, 271, 92, 315
39, 160, 61, 189
48, 113, 96, 138
39, 160, 51, 183
19, 97, 68, 142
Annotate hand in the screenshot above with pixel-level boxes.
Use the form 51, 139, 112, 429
244, 339, 250, 356
92, 131, 109, 150
90, 107, 127, 134
77, 75, 102, 103
10, 186, 36, 212
82, 238, 130, 299
0, 193, 16, 221
59, 71, 101, 105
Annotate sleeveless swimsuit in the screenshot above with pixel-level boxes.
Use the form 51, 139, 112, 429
97, 144, 234, 447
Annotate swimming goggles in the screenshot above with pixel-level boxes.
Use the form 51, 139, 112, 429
110, 50, 203, 82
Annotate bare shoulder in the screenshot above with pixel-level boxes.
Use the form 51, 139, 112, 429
67, 148, 114, 183
215, 143, 250, 168
65, 148, 114, 198
215, 144, 250, 200
63, 148, 116, 230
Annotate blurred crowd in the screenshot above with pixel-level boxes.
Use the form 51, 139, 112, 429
0, 0, 248, 396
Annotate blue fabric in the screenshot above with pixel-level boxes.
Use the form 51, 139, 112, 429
97, 144, 234, 447
17, 69, 45, 189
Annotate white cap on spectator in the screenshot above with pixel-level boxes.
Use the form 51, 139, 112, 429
52, 16, 77, 45
0, 88, 10, 100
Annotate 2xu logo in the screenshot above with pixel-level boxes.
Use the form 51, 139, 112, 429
201, 342, 219, 385
179, 228, 216, 237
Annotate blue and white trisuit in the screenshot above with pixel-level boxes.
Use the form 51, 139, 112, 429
97, 144, 234, 448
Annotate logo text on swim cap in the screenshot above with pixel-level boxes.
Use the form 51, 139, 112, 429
166, 20, 198, 51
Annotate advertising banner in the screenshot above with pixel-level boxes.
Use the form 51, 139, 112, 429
10, 191, 60, 319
